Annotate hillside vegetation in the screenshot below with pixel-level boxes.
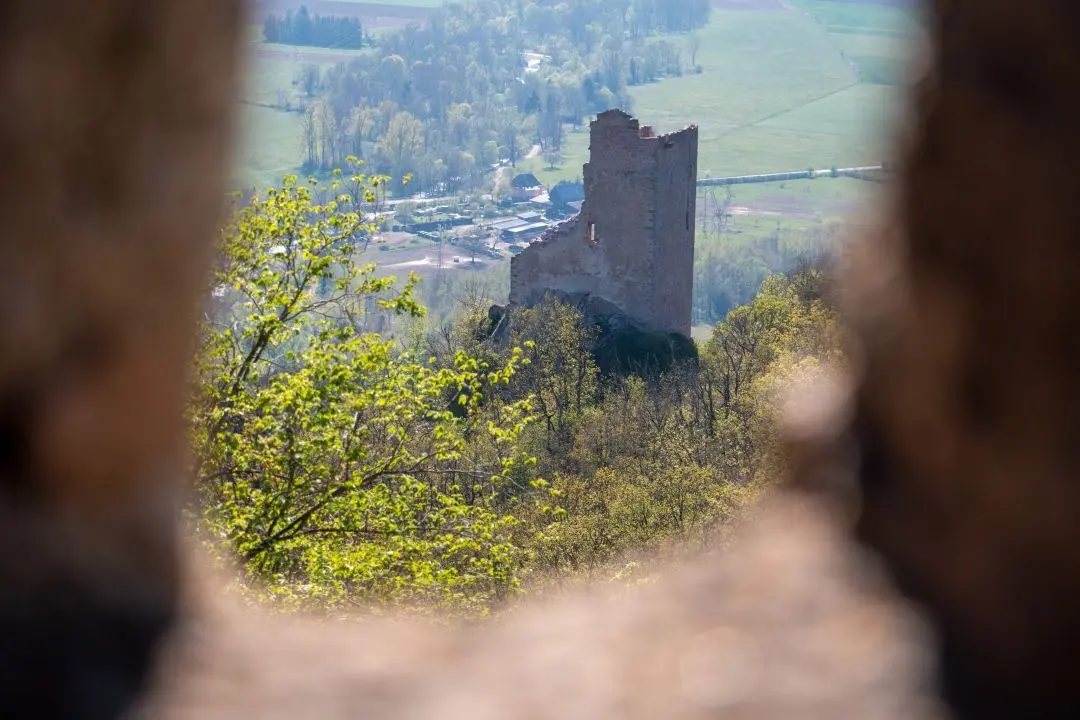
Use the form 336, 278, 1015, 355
195, 171, 842, 613
213, 0, 900, 611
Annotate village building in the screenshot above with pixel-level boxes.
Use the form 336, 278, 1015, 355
509, 172, 544, 202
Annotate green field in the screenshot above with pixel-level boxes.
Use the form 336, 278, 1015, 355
520, 1, 914, 187
241, 53, 299, 106
756, 83, 900, 138
719, 176, 878, 217
787, 0, 919, 35
234, 103, 305, 192
258, 42, 372, 59
235, 46, 354, 190
241, 0, 915, 206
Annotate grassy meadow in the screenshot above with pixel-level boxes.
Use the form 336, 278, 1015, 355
233, 103, 306, 192
520, 0, 914, 191
234, 46, 348, 191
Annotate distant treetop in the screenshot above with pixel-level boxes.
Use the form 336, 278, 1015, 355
263, 6, 366, 50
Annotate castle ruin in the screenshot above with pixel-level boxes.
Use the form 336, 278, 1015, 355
509, 110, 698, 337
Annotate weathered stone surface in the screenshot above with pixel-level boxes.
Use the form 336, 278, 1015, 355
510, 110, 698, 337
0, 1, 245, 717
836, 1, 1080, 715
143, 494, 944, 720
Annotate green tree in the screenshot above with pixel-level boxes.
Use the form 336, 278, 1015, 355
297, 63, 320, 99
379, 111, 423, 191
508, 301, 599, 452
194, 168, 543, 614
480, 139, 500, 167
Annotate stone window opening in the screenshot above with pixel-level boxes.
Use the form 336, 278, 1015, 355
586, 221, 597, 246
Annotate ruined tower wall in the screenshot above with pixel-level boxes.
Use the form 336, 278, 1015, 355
650, 126, 698, 337
508, 110, 697, 336
507, 216, 623, 311
578, 111, 662, 326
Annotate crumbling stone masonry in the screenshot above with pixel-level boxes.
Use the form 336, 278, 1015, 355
509, 110, 698, 337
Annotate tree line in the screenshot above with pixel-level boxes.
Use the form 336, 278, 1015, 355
263, 6, 368, 50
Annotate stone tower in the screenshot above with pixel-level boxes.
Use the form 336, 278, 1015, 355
509, 109, 698, 337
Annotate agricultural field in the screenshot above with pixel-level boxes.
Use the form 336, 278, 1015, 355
233, 103, 306, 192
521, 0, 915, 208
710, 176, 879, 222
235, 42, 353, 190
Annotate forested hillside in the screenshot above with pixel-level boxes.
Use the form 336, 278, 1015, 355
286, 0, 709, 191
194, 171, 842, 614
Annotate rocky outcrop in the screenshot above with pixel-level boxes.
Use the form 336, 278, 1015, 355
490, 290, 696, 375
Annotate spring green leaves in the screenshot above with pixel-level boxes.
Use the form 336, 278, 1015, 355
194, 170, 542, 614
